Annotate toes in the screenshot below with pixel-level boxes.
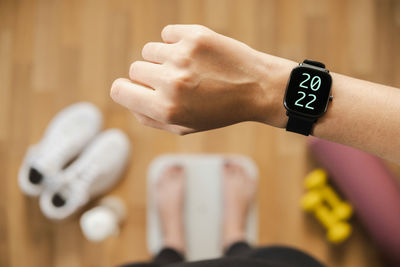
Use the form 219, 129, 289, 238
156, 165, 185, 192
160, 165, 184, 180
223, 160, 246, 177
170, 165, 184, 175
223, 161, 236, 173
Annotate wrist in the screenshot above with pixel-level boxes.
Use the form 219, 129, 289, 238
252, 52, 297, 128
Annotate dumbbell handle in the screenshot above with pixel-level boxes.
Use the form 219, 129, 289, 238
314, 203, 338, 229
321, 186, 343, 207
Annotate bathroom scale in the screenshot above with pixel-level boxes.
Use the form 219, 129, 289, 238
147, 154, 258, 261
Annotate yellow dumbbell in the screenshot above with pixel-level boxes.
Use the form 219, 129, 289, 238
301, 190, 322, 211
301, 191, 352, 243
304, 169, 327, 189
304, 169, 353, 220
314, 204, 352, 244
321, 186, 353, 220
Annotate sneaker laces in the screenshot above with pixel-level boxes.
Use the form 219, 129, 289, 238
34, 132, 81, 173
61, 160, 103, 207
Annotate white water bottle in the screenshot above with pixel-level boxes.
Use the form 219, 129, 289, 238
80, 196, 126, 242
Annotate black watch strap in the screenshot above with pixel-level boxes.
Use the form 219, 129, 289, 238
303, 59, 325, 69
285, 59, 326, 136
286, 111, 316, 136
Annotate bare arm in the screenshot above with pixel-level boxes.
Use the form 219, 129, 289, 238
313, 73, 400, 163
110, 25, 400, 164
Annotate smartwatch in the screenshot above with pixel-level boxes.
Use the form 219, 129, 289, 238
283, 59, 332, 136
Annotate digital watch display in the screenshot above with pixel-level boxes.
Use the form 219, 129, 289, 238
284, 60, 333, 136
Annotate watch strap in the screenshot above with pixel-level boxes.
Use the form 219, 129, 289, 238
303, 59, 325, 69
285, 59, 327, 136
286, 111, 317, 136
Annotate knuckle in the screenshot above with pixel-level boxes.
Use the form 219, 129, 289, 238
189, 26, 210, 45
169, 71, 192, 90
176, 71, 192, 83
169, 79, 182, 90
172, 52, 192, 68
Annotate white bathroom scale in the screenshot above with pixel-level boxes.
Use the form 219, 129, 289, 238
147, 154, 258, 261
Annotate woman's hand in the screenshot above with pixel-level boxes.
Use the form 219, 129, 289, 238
110, 24, 293, 134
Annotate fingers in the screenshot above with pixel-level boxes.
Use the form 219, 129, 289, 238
110, 78, 158, 118
133, 112, 194, 135
129, 61, 165, 89
161, 24, 184, 43
161, 24, 204, 43
142, 42, 174, 64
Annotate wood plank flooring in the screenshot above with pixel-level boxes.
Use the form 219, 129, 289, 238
1, 0, 399, 266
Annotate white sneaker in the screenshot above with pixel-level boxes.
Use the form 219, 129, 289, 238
39, 129, 131, 220
18, 102, 103, 196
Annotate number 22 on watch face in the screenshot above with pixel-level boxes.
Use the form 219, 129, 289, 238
284, 66, 332, 117
294, 73, 321, 110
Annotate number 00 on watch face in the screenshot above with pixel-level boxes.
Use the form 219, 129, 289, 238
284, 66, 332, 117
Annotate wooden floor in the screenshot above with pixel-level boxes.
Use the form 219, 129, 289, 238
1, 0, 400, 266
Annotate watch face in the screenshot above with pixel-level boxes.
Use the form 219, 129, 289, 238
284, 65, 332, 117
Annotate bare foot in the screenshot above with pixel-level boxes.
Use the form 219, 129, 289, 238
156, 165, 186, 254
222, 161, 257, 249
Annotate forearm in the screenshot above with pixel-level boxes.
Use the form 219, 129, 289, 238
314, 73, 400, 163
111, 25, 400, 164
259, 53, 400, 163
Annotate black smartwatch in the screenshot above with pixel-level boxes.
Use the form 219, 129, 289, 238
283, 59, 332, 136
